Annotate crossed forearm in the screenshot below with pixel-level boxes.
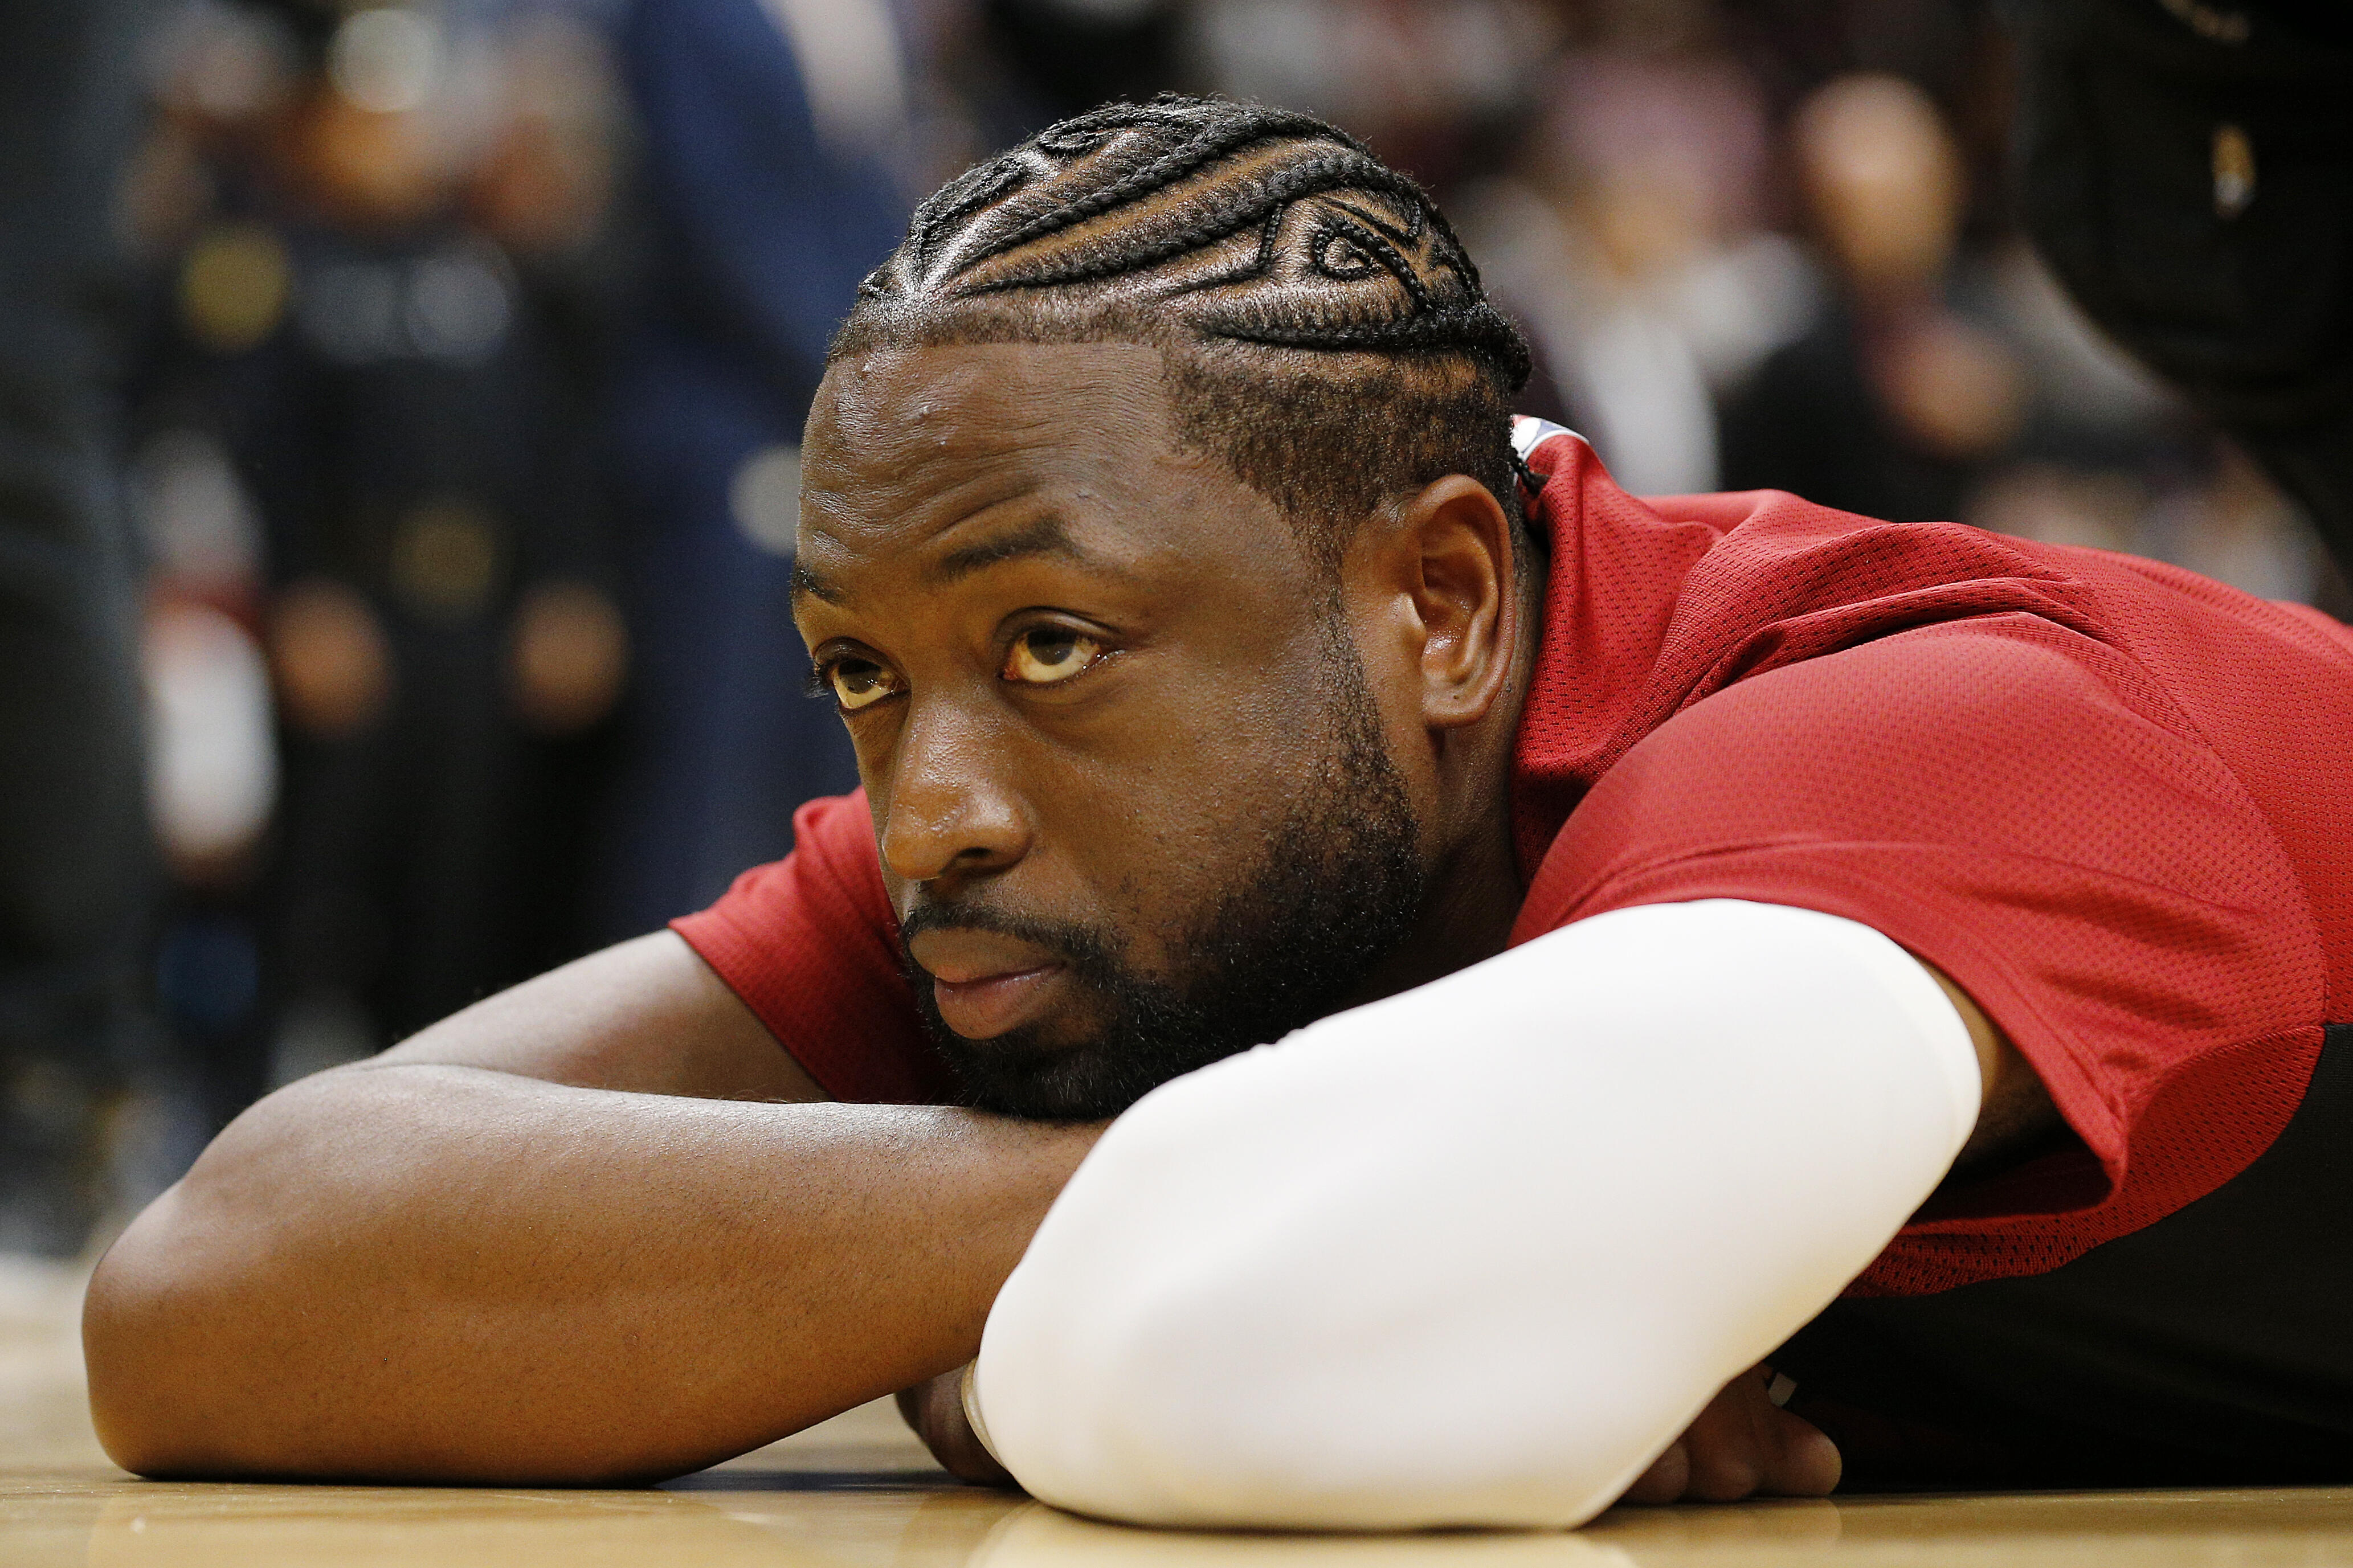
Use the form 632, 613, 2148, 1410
84, 1063, 1097, 1484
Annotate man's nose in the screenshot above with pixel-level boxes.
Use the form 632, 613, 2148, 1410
879, 699, 1031, 886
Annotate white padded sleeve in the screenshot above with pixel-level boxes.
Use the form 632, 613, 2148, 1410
970, 900, 1980, 1530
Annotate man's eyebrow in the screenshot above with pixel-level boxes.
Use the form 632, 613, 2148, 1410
927, 515, 1097, 585
790, 562, 847, 605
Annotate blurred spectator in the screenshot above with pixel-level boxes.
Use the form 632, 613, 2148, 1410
984, 0, 1185, 125
0, 0, 162, 1256
1717, 71, 2032, 521
1186, 0, 1557, 189
1455, 0, 2334, 623
2005, 0, 2353, 580
1461, 42, 1816, 493
593, 0, 912, 939
128, 0, 631, 1115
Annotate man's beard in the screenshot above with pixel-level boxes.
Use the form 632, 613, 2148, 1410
901, 647, 1427, 1121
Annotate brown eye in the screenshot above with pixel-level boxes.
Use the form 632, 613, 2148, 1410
1003, 627, 1102, 686
828, 658, 903, 711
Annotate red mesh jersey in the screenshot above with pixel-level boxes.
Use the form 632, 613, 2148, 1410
676, 424, 2353, 1296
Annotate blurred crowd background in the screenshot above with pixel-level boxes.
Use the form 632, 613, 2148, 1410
3, 0, 2347, 1258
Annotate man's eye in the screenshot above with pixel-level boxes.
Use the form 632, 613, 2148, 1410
1003, 627, 1102, 686
828, 659, 903, 711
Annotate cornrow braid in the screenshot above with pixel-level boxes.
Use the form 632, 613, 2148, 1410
832, 95, 1538, 571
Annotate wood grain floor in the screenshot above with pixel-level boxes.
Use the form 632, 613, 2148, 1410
11, 1254, 2351, 1566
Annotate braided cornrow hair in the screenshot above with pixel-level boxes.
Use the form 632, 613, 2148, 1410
830, 95, 1539, 570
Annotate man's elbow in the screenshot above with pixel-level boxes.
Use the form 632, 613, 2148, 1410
83, 1188, 235, 1477
80, 1187, 370, 1483
81, 1189, 727, 1489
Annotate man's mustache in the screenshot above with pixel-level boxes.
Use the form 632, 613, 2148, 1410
896, 899, 1118, 976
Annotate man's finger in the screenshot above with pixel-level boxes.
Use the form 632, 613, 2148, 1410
1622, 1439, 1691, 1504
1620, 1366, 1842, 1505
896, 1368, 1016, 1486
1760, 1404, 1843, 1497
1687, 1372, 1842, 1501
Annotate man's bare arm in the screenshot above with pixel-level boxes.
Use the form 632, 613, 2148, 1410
367, 927, 832, 1098
84, 933, 1098, 1484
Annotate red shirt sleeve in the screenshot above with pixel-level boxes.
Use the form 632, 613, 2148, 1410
1511, 613, 2329, 1296
671, 791, 952, 1104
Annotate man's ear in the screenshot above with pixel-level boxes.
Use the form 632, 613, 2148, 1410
1395, 475, 1517, 731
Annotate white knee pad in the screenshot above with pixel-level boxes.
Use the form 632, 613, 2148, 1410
970, 900, 1980, 1529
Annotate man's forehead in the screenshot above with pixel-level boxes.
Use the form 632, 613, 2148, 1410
809, 339, 1176, 478
795, 339, 1264, 588
792, 340, 1260, 604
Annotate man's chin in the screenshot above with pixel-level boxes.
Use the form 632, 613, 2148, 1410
938, 1036, 1130, 1121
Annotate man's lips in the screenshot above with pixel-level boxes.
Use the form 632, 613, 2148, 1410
907, 927, 1071, 1040
930, 964, 1068, 1039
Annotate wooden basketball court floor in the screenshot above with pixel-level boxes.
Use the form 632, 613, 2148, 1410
10, 1256, 2352, 1567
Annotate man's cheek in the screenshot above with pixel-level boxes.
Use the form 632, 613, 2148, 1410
1035, 972, 1129, 1049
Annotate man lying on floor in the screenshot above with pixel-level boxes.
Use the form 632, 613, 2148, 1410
85, 98, 2353, 1528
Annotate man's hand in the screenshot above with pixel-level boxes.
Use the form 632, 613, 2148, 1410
1619, 1365, 1841, 1504
897, 1364, 1014, 1485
